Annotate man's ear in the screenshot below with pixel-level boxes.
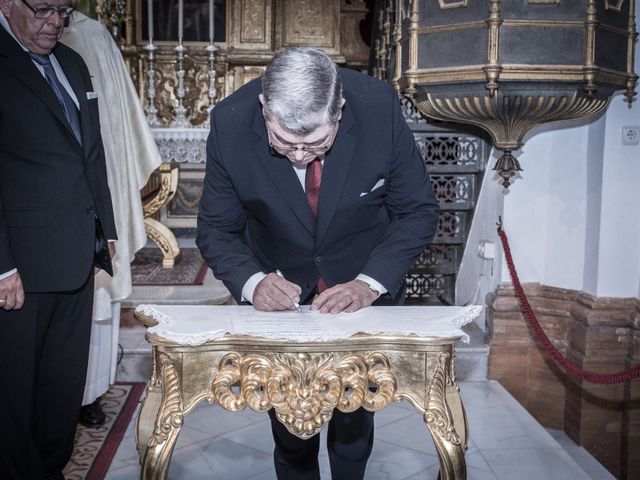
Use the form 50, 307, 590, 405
258, 94, 265, 106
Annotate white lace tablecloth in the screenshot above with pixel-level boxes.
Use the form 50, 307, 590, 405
136, 304, 482, 346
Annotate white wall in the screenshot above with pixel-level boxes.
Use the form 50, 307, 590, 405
581, 115, 606, 295
495, 94, 640, 298
594, 91, 640, 297
455, 147, 504, 328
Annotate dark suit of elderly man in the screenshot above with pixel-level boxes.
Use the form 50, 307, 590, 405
197, 47, 439, 480
0, 0, 116, 478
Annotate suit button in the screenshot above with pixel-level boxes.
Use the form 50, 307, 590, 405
86, 206, 94, 214
304, 282, 309, 288
315, 256, 322, 263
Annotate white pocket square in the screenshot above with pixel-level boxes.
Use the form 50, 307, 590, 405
86, 91, 98, 100
360, 178, 385, 197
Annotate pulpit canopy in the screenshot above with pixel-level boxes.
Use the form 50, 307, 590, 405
384, 0, 638, 188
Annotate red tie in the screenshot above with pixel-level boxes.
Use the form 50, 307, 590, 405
305, 158, 322, 218
305, 159, 327, 292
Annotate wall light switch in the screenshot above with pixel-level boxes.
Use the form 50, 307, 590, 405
622, 126, 640, 145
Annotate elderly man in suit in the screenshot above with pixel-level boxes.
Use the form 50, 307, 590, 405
0, 0, 116, 478
197, 47, 439, 480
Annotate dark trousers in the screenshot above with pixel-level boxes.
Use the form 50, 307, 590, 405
0, 273, 94, 480
269, 407, 375, 480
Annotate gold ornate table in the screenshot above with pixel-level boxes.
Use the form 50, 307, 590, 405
134, 305, 481, 479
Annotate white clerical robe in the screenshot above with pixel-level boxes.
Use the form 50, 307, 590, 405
62, 12, 162, 404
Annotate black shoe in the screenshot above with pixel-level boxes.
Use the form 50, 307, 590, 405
79, 397, 106, 428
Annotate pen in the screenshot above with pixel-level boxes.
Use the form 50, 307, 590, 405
275, 269, 302, 312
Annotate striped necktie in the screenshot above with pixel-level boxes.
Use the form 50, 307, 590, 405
305, 158, 327, 292
305, 158, 322, 218
28, 52, 82, 145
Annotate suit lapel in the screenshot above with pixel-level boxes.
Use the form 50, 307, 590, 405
315, 102, 357, 248
0, 27, 78, 142
251, 110, 316, 236
0, 28, 78, 145
52, 45, 86, 152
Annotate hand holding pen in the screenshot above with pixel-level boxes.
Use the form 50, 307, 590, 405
276, 270, 302, 312
252, 270, 302, 312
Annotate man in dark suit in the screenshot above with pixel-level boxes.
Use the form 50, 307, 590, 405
197, 47, 439, 479
0, 1, 116, 478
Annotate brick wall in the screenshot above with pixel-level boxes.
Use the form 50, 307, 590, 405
487, 283, 639, 479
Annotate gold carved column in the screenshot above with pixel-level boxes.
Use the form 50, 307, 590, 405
141, 163, 180, 268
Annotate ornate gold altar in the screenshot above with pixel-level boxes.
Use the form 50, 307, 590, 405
134, 305, 480, 479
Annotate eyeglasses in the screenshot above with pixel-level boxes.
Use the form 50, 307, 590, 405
19, 0, 74, 19
268, 123, 339, 156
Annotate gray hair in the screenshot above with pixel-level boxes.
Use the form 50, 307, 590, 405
261, 47, 343, 135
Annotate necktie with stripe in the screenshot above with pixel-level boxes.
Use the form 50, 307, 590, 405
305, 158, 327, 292
28, 52, 82, 145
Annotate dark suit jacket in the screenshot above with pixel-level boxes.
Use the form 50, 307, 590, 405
197, 69, 439, 303
0, 27, 116, 292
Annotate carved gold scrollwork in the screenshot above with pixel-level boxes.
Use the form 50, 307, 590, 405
142, 163, 180, 268
269, 353, 343, 438
334, 354, 368, 412
241, 354, 273, 412
425, 352, 461, 446
148, 354, 184, 448
211, 352, 397, 439
212, 352, 246, 411
365, 352, 398, 410
143, 164, 179, 217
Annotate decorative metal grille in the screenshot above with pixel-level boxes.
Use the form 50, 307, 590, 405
412, 245, 459, 275
431, 174, 475, 210
403, 96, 488, 305
434, 211, 466, 244
405, 274, 454, 305
415, 134, 483, 172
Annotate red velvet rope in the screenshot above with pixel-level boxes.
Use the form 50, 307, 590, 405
497, 223, 640, 384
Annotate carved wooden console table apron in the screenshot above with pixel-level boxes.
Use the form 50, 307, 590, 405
134, 305, 481, 479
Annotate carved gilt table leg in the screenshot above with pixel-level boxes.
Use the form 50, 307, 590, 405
135, 346, 161, 463
138, 352, 184, 480
424, 352, 467, 480
142, 163, 180, 268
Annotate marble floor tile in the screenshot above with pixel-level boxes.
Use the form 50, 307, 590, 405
459, 382, 561, 451
218, 417, 276, 455
168, 437, 274, 480
185, 403, 262, 436
107, 380, 607, 480
365, 439, 441, 479
105, 463, 140, 480
374, 412, 438, 455
480, 447, 591, 480
373, 401, 418, 428
244, 469, 279, 480
546, 429, 615, 480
